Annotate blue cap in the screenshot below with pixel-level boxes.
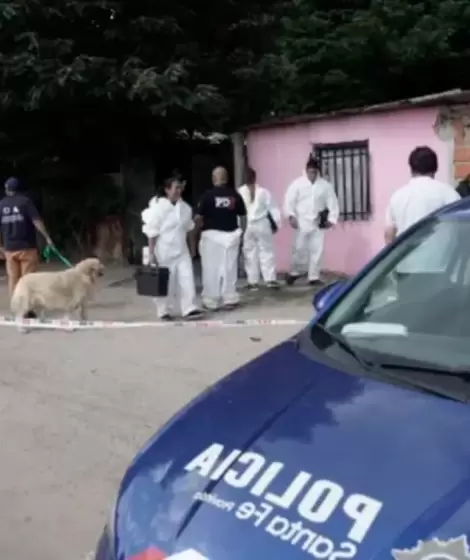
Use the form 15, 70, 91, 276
5, 177, 19, 191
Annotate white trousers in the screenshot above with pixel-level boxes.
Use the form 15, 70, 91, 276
291, 228, 324, 281
199, 229, 242, 309
157, 252, 198, 318
243, 218, 276, 284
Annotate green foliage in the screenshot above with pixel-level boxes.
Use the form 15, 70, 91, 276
0, 0, 221, 116
3, 0, 470, 134
0, 0, 282, 131
0, 0, 285, 253
274, 0, 470, 115
38, 172, 126, 255
5, 0, 470, 158
0, 0, 287, 202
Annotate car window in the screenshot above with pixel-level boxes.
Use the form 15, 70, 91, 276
322, 217, 470, 370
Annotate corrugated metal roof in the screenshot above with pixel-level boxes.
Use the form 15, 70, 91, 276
244, 89, 470, 132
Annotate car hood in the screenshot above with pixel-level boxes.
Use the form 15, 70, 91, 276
115, 339, 470, 560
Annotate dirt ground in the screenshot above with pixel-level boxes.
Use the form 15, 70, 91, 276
0, 265, 318, 560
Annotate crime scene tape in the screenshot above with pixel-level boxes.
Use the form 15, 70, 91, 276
0, 315, 308, 330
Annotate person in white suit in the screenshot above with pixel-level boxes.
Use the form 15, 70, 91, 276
142, 177, 203, 320
284, 157, 339, 286
238, 167, 281, 290
384, 146, 460, 296
385, 145, 459, 244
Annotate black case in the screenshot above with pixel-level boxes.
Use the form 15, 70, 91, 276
267, 211, 278, 234
135, 266, 170, 297
318, 209, 330, 229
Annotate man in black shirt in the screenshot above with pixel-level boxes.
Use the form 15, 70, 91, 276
195, 166, 247, 310
0, 177, 53, 295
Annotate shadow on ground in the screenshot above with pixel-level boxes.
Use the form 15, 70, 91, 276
108, 265, 344, 305
0, 263, 345, 320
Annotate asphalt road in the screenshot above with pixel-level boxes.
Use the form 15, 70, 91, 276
0, 289, 312, 559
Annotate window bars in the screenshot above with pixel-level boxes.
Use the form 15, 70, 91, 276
314, 141, 371, 221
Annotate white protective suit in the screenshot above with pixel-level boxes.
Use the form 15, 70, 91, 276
283, 173, 339, 281
141, 195, 161, 265
238, 184, 281, 284
385, 176, 460, 275
199, 228, 242, 310
142, 197, 199, 318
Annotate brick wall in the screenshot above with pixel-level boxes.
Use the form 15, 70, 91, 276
453, 116, 470, 180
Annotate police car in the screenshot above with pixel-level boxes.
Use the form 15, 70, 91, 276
94, 197, 470, 560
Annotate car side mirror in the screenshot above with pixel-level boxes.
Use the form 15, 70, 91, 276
312, 280, 346, 313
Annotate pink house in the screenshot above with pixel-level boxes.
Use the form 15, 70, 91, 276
243, 89, 470, 276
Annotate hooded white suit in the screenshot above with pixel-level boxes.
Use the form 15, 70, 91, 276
283, 173, 339, 281
142, 197, 199, 318
238, 184, 281, 284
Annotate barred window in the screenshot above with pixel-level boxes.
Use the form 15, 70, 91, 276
314, 141, 371, 221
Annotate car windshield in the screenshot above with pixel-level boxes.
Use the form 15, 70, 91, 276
321, 215, 470, 372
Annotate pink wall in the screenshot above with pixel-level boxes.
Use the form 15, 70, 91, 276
246, 107, 448, 276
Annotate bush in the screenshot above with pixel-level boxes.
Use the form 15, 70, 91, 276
38, 173, 127, 257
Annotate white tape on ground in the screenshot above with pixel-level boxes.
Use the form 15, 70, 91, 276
0, 316, 308, 330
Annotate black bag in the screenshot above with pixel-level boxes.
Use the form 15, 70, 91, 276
457, 178, 470, 198
267, 211, 278, 234
135, 266, 170, 297
318, 209, 330, 229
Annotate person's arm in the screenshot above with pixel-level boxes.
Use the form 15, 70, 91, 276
27, 201, 53, 245
193, 213, 203, 231
193, 193, 208, 234
183, 204, 198, 257
384, 201, 397, 244
283, 179, 299, 228
324, 180, 339, 226
235, 192, 247, 233
142, 200, 165, 266
148, 236, 158, 265
33, 219, 53, 246
186, 231, 197, 257
384, 225, 397, 245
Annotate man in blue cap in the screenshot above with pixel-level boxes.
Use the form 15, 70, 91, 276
0, 177, 54, 296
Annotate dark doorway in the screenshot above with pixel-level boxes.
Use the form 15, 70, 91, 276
127, 136, 234, 264
153, 138, 234, 206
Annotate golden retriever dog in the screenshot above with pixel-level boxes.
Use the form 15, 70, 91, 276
11, 258, 104, 330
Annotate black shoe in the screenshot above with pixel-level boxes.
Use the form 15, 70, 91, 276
309, 279, 324, 287
159, 314, 173, 321
23, 311, 37, 319
184, 309, 204, 320
202, 304, 220, 312
285, 275, 298, 286
246, 284, 259, 291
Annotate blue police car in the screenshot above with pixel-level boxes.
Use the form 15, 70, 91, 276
95, 197, 470, 560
